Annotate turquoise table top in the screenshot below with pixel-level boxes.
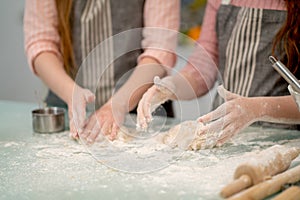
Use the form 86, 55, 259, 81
1, 100, 300, 200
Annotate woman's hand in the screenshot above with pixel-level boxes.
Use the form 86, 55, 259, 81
79, 99, 126, 143
32, 53, 96, 139
68, 86, 95, 139
137, 76, 175, 130
197, 85, 262, 146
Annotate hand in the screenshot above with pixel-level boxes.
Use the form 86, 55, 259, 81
137, 76, 175, 130
79, 99, 126, 143
68, 86, 95, 139
197, 85, 261, 146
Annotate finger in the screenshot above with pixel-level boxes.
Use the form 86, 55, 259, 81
217, 85, 240, 101
142, 87, 158, 122
71, 115, 84, 137
197, 104, 227, 123
201, 116, 231, 137
69, 118, 79, 139
68, 107, 79, 133
201, 123, 218, 135
216, 123, 243, 146
210, 130, 225, 147
81, 114, 97, 139
137, 97, 147, 129
110, 123, 119, 140
153, 76, 162, 86
71, 97, 87, 130
86, 122, 101, 144
216, 135, 230, 147
100, 121, 115, 141
138, 90, 155, 129
73, 106, 86, 132
154, 76, 168, 91
84, 89, 96, 103
101, 121, 112, 136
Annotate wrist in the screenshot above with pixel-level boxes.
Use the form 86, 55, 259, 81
65, 83, 81, 106
138, 57, 167, 78
138, 57, 160, 65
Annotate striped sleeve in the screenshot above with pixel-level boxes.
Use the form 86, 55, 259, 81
23, 0, 62, 74
138, 0, 180, 69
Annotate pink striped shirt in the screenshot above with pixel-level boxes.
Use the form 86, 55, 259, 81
182, 0, 286, 95
24, 0, 180, 73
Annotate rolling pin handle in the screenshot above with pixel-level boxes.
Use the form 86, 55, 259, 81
220, 175, 252, 198
272, 186, 300, 200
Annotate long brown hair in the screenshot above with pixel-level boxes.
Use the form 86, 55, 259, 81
272, 0, 300, 74
55, 0, 76, 78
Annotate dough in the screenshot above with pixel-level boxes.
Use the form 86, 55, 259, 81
110, 120, 219, 151
116, 126, 132, 142
155, 120, 219, 150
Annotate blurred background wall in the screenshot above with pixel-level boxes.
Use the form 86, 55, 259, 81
0, 0, 46, 103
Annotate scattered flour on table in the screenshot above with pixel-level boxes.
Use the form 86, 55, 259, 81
2, 125, 300, 199
4, 142, 20, 147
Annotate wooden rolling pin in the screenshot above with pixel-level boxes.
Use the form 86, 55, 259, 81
227, 164, 300, 200
220, 145, 300, 198
273, 186, 300, 200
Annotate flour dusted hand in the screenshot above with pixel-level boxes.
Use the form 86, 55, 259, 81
156, 120, 220, 150
137, 76, 175, 131
69, 86, 95, 139
198, 85, 262, 146
80, 99, 126, 143
96, 126, 133, 143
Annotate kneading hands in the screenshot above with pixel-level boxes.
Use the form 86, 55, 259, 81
71, 58, 169, 143
137, 83, 262, 146
137, 81, 300, 147
197, 85, 262, 146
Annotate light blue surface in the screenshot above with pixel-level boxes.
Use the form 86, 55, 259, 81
1, 100, 300, 200
0, 100, 37, 139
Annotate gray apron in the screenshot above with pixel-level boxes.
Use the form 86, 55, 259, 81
45, 0, 174, 117
46, 0, 144, 108
214, 2, 297, 129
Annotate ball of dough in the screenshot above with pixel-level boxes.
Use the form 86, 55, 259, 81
155, 120, 219, 150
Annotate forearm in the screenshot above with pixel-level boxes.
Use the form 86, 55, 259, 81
176, 70, 212, 100
256, 96, 300, 124
174, 44, 218, 100
112, 57, 167, 112
164, 68, 212, 101
34, 52, 75, 105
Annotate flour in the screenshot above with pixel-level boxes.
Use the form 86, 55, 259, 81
4, 142, 20, 147
1, 125, 300, 199
81, 120, 220, 172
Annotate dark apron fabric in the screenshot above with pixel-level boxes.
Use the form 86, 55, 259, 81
110, 0, 144, 89
45, 0, 174, 117
45, 90, 68, 109
214, 4, 297, 129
